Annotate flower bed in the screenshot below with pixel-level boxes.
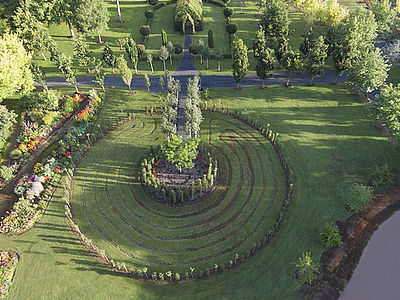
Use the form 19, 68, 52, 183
0, 90, 104, 235
141, 145, 218, 206
0, 251, 18, 299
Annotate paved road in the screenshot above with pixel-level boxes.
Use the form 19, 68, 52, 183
339, 211, 400, 300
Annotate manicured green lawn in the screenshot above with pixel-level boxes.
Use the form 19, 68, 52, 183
1, 85, 398, 299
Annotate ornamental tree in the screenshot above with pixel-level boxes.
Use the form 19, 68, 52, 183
147, 53, 155, 74
232, 37, 249, 89
281, 49, 303, 87
371, 0, 396, 36
185, 76, 203, 138
208, 29, 214, 48
347, 48, 390, 94
125, 38, 139, 74
253, 26, 266, 60
371, 83, 400, 137
299, 27, 315, 57
327, 7, 377, 80
203, 46, 211, 70
13, 7, 53, 59
92, 61, 106, 92
145, 9, 154, 20
198, 39, 205, 65
161, 134, 200, 171
159, 45, 169, 71
75, 0, 110, 43
256, 47, 275, 88
31, 63, 48, 92
73, 37, 91, 71
140, 25, 151, 40
260, 0, 290, 44
304, 35, 328, 85
295, 252, 319, 285
117, 55, 133, 91
161, 29, 168, 46
102, 44, 116, 73
166, 41, 175, 66
0, 33, 34, 101
223, 7, 234, 18
215, 48, 223, 71
226, 23, 238, 35
274, 36, 289, 63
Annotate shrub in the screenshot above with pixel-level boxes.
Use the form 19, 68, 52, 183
174, 44, 183, 54
24, 90, 61, 112
63, 95, 78, 113
295, 252, 319, 285
137, 44, 146, 60
10, 149, 22, 160
226, 22, 238, 35
189, 43, 199, 55
0, 105, 17, 150
145, 9, 155, 19
369, 162, 394, 189
140, 25, 151, 38
208, 29, 214, 48
161, 29, 168, 46
223, 7, 234, 18
42, 111, 58, 126
0, 165, 13, 181
320, 223, 341, 248
346, 183, 373, 213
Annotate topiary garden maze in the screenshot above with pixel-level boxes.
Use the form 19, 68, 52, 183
71, 110, 290, 279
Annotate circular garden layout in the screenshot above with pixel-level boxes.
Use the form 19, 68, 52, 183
71, 111, 288, 276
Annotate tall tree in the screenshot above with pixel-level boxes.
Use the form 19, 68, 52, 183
371, 83, 400, 137
63, 56, 79, 93
0, 33, 34, 101
102, 44, 116, 73
147, 53, 155, 74
125, 38, 139, 74
304, 35, 328, 86
75, 0, 110, 43
92, 61, 106, 92
275, 36, 289, 63
166, 41, 175, 66
253, 25, 266, 60
371, 0, 396, 36
160, 45, 169, 71
215, 48, 223, 71
73, 37, 91, 72
185, 76, 203, 138
53, 0, 78, 38
260, 0, 290, 45
281, 49, 303, 87
117, 55, 133, 92
299, 27, 315, 57
256, 47, 275, 88
328, 7, 377, 80
203, 46, 211, 70
232, 37, 249, 89
347, 48, 390, 94
13, 7, 53, 59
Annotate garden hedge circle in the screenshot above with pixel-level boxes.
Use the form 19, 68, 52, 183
71, 110, 293, 280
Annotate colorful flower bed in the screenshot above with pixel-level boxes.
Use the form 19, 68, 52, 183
0, 92, 85, 187
0, 251, 18, 299
0, 90, 103, 235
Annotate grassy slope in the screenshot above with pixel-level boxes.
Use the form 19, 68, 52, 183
1, 85, 399, 299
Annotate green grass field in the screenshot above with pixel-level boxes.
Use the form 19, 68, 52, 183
1, 84, 399, 299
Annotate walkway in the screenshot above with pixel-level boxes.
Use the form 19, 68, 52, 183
340, 211, 400, 300
172, 35, 200, 139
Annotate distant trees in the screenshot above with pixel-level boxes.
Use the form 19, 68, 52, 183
185, 76, 203, 138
